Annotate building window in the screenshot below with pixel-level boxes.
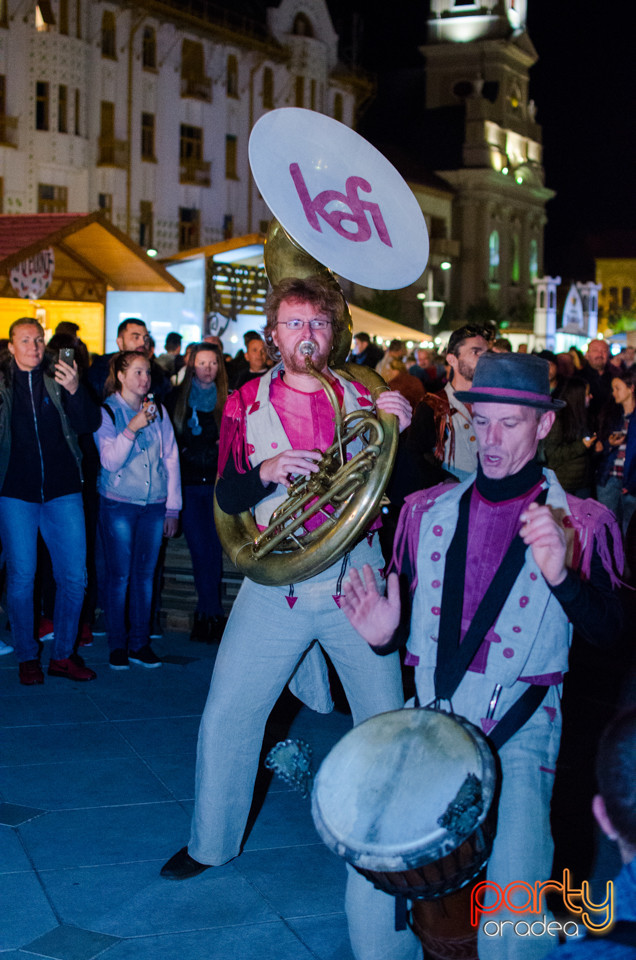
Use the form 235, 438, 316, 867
529, 238, 538, 282
98, 192, 112, 217
549, 290, 555, 310
38, 183, 67, 213
539, 290, 545, 309
227, 55, 239, 97
333, 93, 343, 122
58, 85, 68, 133
76, 0, 81, 38
262, 67, 273, 108
310, 79, 316, 110
141, 112, 155, 161
295, 76, 304, 107
511, 233, 520, 284
179, 124, 211, 185
622, 287, 632, 309
223, 214, 233, 240
225, 135, 238, 180
0, 177, 3, 213
292, 12, 314, 36
74, 88, 80, 135
36, 82, 49, 131
101, 11, 116, 59
36, 1, 56, 31
142, 27, 156, 69
179, 207, 200, 251
139, 200, 153, 248
98, 100, 127, 167
259, 219, 270, 235
59, 0, 68, 34
609, 286, 618, 309
181, 40, 211, 100
489, 230, 500, 282
0, 0, 7, 27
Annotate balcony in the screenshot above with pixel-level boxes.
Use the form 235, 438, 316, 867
181, 75, 212, 102
180, 158, 211, 187
97, 137, 129, 168
0, 115, 18, 148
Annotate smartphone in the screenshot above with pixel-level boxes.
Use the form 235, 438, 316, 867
143, 392, 157, 419
59, 347, 75, 367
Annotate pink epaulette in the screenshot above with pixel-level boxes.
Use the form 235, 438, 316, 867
564, 494, 625, 588
389, 482, 457, 592
218, 378, 261, 477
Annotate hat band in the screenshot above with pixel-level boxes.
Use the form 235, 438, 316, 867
471, 386, 552, 403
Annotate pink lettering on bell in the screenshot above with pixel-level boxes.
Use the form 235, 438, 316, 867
289, 163, 393, 247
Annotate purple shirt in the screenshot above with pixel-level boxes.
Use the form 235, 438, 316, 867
463, 479, 544, 673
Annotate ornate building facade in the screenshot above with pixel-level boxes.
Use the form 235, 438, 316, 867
420, 0, 554, 325
0, 0, 365, 257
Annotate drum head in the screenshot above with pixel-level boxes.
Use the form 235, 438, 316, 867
311, 708, 497, 874
249, 108, 429, 290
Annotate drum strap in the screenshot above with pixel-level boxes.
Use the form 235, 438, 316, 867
434, 487, 548, 702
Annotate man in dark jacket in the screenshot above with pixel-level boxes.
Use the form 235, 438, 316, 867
87, 317, 170, 402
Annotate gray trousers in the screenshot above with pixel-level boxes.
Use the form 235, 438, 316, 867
188, 537, 404, 866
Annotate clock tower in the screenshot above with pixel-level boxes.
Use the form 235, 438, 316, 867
421, 0, 554, 324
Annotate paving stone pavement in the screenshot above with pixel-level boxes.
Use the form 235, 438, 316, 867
0, 627, 356, 960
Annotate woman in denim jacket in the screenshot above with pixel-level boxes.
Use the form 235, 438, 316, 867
95, 351, 181, 670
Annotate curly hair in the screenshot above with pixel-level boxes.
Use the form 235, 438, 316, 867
262, 276, 348, 362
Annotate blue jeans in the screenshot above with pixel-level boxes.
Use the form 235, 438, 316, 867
596, 475, 636, 536
0, 494, 86, 663
181, 484, 224, 617
98, 497, 165, 652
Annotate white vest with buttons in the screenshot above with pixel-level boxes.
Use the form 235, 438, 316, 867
408, 469, 572, 688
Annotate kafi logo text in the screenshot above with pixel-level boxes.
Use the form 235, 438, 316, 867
470, 870, 614, 938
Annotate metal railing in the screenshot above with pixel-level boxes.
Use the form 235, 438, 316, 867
179, 158, 212, 186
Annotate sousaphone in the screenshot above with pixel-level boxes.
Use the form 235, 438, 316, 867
214, 108, 429, 585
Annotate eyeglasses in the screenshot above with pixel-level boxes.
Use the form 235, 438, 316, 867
277, 319, 332, 331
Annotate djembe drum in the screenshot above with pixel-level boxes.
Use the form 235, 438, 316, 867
311, 708, 499, 959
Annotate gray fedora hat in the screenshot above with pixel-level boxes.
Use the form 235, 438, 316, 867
454, 352, 566, 410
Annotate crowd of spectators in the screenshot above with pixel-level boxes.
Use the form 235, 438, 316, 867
0, 316, 634, 677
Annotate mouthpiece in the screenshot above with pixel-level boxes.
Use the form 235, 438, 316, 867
299, 341, 316, 356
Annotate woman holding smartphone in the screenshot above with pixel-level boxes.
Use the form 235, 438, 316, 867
595, 369, 636, 535
96, 351, 181, 669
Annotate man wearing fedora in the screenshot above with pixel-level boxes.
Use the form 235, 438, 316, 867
342, 353, 623, 960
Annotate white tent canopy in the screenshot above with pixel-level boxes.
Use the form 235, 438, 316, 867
349, 303, 431, 346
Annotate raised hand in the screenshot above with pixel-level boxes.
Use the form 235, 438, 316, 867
519, 501, 568, 587
340, 564, 401, 647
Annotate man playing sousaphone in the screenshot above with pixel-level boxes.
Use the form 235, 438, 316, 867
342, 353, 623, 960
161, 275, 415, 939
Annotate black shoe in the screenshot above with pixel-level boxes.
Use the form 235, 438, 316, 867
190, 612, 209, 643
129, 645, 162, 668
208, 615, 227, 643
109, 649, 130, 670
160, 846, 211, 880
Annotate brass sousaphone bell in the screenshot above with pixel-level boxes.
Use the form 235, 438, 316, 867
214, 108, 430, 586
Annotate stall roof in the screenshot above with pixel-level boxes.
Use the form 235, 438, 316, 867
349, 304, 431, 345
0, 212, 184, 296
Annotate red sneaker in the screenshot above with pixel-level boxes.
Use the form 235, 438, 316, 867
48, 654, 96, 681
38, 617, 54, 642
19, 659, 45, 685
78, 623, 93, 647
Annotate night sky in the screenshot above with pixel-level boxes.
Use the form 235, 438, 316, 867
326, 0, 635, 282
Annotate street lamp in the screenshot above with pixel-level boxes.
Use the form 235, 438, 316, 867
417, 291, 445, 336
